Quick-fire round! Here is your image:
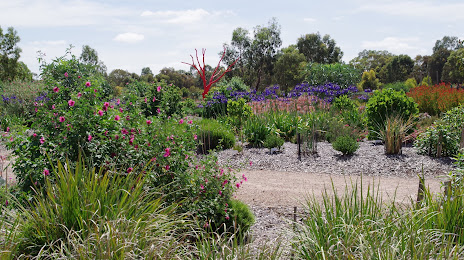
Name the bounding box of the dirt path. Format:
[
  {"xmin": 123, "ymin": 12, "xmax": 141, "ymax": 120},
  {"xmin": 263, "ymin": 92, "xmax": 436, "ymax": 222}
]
[{"xmin": 235, "ymin": 170, "xmax": 445, "ymax": 208}]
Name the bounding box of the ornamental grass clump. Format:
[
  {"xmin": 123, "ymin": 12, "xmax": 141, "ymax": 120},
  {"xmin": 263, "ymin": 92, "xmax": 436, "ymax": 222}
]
[
  {"xmin": 263, "ymin": 134, "xmax": 284, "ymax": 153},
  {"xmin": 378, "ymin": 115, "xmax": 416, "ymax": 155},
  {"xmin": 332, "ymin": 135, "xmax": 359, "ymax": 155}
]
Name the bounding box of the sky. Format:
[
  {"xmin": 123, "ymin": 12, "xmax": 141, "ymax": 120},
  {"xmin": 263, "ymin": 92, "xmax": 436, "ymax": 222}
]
[{"xmin": 0, "ymin": 0, "xmax": 463, "ymax": 77}]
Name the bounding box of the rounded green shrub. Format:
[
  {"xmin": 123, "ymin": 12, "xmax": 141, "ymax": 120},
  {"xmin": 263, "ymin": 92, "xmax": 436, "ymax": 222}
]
[
  {"xmin": 366, "ymin": 88, "xmax": 418, "ymax": 139},
  {"xmin": 197, "ymin": 119, "xmax": 235, "ymax": 153},
  {"xmin": 415, "ymin": 105, "xmax": 464, "ymax": 157},
  {"xmin": 224, "ymin": 199, "xmax": 255, "ymax": 238},
  {"xmin": 243, "ymin": 115, "xmax": 270, "ymax": 147},
  {"xmin": 331, "ymin": 95, "xmax": 356, "ymax": 112},
  {"xmin": 332, "ymin": 135, "xmax": 359, "ymax": 155},
  {"xmin": 263, "ymin": 134, "xmax": 284, "ymax": 152}
]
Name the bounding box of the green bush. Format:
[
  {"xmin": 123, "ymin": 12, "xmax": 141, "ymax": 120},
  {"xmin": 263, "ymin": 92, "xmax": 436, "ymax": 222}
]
[
  {"xmin": 136, "ymin": 81, "xmax": 183, "ymax": 117},
  {"xmin": 227, "ymin": 98, "xmax": 252, "ymax": 132},
  {"xmin": 263, "ymin": 134, "xmax": 284, "ymax": 152},
  {"xmin": 332, "ymin": 135, "xmax": 359, "ymax": 155},
  {"xmin": 415, "ymin": 105, "xmax": 464, "ymax": 157},
  {"xmin": 269, "ymin": 112, "xmax": 298, "ymax": 141},
  {"xmin": 301, "ymin": 63, "xmax": 361, "ymax": 88},
  {"xmin": 331, "ymin": 95, "xmax": 356, "ymax": 112},
  {"xmin": 243, "ymin": 115, "xmax": 270, "ymax": 147},
  {"xmin": 224, "ymin": 199, "xmax": 255, "ymax": 238},
  {"xmin": 197, "ymin": 119, "xmax": 235, "ymax": 153},
  {"xmin": 382, "ymin": 82, "xmax": 411, "ymax": 93},
  {"xmin": 366, "ymin": 88, "xmax": 418, "ymax": 139},
  {"xmin": 358, "ymin": 69, "xmax": 381, "ymax": 91}
]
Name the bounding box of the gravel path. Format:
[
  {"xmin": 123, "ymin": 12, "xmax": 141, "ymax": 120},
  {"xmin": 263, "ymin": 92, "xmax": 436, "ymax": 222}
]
[{"xmin": 217, "ymin": 141, "xmax": 457, "ymax": 255}]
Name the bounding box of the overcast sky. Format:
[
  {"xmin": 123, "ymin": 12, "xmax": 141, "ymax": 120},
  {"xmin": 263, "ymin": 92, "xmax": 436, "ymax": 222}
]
[{"xmin": 1, "ymin": 0, "xmax": 462, "ymax": 77}]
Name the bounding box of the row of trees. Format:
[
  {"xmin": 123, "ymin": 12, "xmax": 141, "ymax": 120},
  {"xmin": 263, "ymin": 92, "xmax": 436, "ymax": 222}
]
[{"xmin": 1, "ymin": 23, "xmax": 463, "ymax": 95}]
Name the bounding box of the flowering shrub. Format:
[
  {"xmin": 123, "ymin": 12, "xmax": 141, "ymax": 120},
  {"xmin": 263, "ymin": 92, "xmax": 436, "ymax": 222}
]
[
  {"xmin": 7, "ymin": 73, "xmax": 244, "ymax": 231},
  {"xmin": 332, "ymin": 135, "xmax": 359, "ymax": 156},
  {"xmin": 407, "ymin": 83, "xmax": 464, "ymax": 116},
  {"xmin": 130, "ymin": 80, "xmax": 183, "ymax": 117}
]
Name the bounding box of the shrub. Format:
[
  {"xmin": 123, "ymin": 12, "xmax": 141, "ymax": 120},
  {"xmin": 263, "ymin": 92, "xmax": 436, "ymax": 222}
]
[
  {"xmin": 301, "ymin": 63, "xmax": 361, "ymax": 88},
  {"xmin": 415, "ymin": 105, "xmax": 464, "ymax": 157},
  {"xmin": 263, "ymin": 134, "xmax": 284, "ymax": 153},
  {"xmin": 332, "ymin": 135, "xmax": 359, "ymax": 155},
  {"xmin": 197, "ymin": 119, "xmax": 235, "ymax": 153},
  {"xmin": 227, "ymin": 98, "xmax": 253, "ymax": 132},
  {"xmin": 0, "ymin": 80, "xmax": 47, "ymax": 120},
  {"xmin": 243, "ymin": 115, "xmax": 270, "ymax": 147},
  {"xmin": 331, "ymin": 95, "xmax": 356, "ymax": 112},
  {"xmin": 407, "ymin": 83, "xmax": 464, "ymax": 116},
  {"xmin": 378, "ymin": 115, "xmax": 415, "ymax": 155},
  {"xmin": 366, "ymin": 88, "xmax": 418, "ymax": 139},
  {"xmin": 268, "ymin": 112, "xmax": 298, "ymax": 141},
  {"xmin": 358, "ymin": 69, "xmax": 381, "ymax": 91},
  {"xmin": 137, "ymin": 81, "xmax": 183, "ymax": 117},
  {"xmin": 224, "ymin": 199, "xmax": 255, "ymax": 238},
  {"xmin": 383, "ymin": 81, "xmax": 410, "ymax": 93},
  {"xmin": 405, "ymin": 77, "xmax": 417, "ymax": 89}
]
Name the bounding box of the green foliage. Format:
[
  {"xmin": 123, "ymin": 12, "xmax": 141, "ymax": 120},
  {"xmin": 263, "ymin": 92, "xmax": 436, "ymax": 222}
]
[
  {"xmin": 202, "ymin": 77, "xmax": 250, "ymax": 118},
  {"xmin": 263, "ymin": 134, "xmax": 284, "ymax": 152},
  {"xmin": 244, "ymin": 115, "xmax": 270, "ymax": 147},
  {"xmin": 358, "ymin": 69, "xmax": 382, "ymax": 90},
  {"xmin": 135, "ymin": 81, "xmax": 183, "ymax": 117},
  {"xmin": 331, "ymin": 95, "xmax": 356, "ymax": 112},
  {"xmin": 331, "ymin": 135, "xmax": 359, "ymax": 155},
  {"xmin": 383, "ymin": 81, "xmax": 411, "ymax": 93},
  {"xmin": 297, "ymin": 32, "xmax": 343, "ymax": 64},
  {"xmin": 379, "ymin": 115, "xmax": 415, "ymax": 155},
  {"xmin": 222, "ymin": 18, "xmax": 282, "ymax": 90},
  {"xmin": 0, "ymin": 26, "xmax": 26, "ymax": 81},
  {"xmin": 442, "ymin": 48, "xmax": 464, "ymax": 83},
  {"xmin": 420, "ymin": 75, "xmax": 433, "ymax": 86},
  {"xmin": 227, "ymin": 98, "xmax": 253, "ymax": 131},
  {"xmin": 405, "ymin": 77, "xmax": 418, "ymax": 89},
  {"xmin": 13, "ymin": 157, "xmax": 186, "ymax": 257},
  {"xmin": 180, "ymin": 98, "xmax": 198, "ymax": 115},
  {"xmin": 415, "ymin": 105, "xmax": 464, "ymax": 157},
  {"xmin": 379, "ymin": 54, "xmax": 414, "ymax": 84},
  {"xmin": 301, "ymin": 63, "xmax": 361, "ymax": 88},
  {"xmin": 293, "ymin": 180, "xmax": 464, "ymax": 259},
  {"xmin": 366, "ymin": 88, "xmax": 418, "ymax": 139},
  {"xmin": 197, "ymin": 119, "xmax": 235, "ymax": 153},
  {"xmin": 224, "ymin": 199, "xmax": 255, "ymax": 238},
  {"xmin": 273, "ymin": 45, "xmax": 306, "ymax": 92},
  {"xmin": 0, "ymin": 80, "xmax": 47, "ymax": 119},
  {"xmin": 349, "ymin": 49, "xmax": 394, "ymax": 74}
]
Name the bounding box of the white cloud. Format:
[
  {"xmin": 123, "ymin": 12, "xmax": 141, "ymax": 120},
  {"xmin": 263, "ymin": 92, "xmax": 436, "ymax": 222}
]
[
  {"xmin": 358, "ymin": 1, "xmax": 464, "ymax": 22},
  {"xmin": 140, "ymin": 9, "xmax": 211, "ymax": 24},
  {"xmin": 303, "ymin": 17, "xmax": 316, "ymax": 23},
  {"xmin": 113, "ymin": 33, "xmax": 145, "ymax": 43},
  {"xmin": 0, "ymin": 0, "xmax": 132, "ymax": 27},
  {"xmin": 362, "ymin": 37, "xmax": 422, "ymax": 53}
]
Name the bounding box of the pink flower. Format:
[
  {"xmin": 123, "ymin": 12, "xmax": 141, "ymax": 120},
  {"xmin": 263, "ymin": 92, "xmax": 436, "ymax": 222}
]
[
  {"xmin": 115, "ymin": 115, "xmax": 120, "ymax": 121},
  {"xmin": 157, "ymin": 108, "xmax": 161, "ymax": 114},
  {"xmin": 53, "ymin": 87, "xmax": 59, "ymax": 93},
  {"xmin": 68, "ymin": 99, "xmax": 75, "ymax": 107},
  {"xmin": 121, "ymin": 128, "xmax": 128, "ymax": 135},
  {"xmin": 242, "ymin": 174, "xmax": 248, "ymax": 181},
  {"xmin": 115, "ymin": 135, "xmax": 119, "ymax": 140},
  {"xmin": 126, "ymin": 116, "xmax": 130, "ymax": 121},
  {"xmin": 104, "ymin": 102, "xmax": 110, "ymax": 108},
  {"xmin": 6, "ymin": 127, "xmax": 10, "ymax": 132},
  {"xmin": 152, "ymin": 96, "xmax": 156, "ymax": 102},
  {"xmin": 59, "ymin": 116, "xmax": 65, "ymax": 123},
  {"xmin": 33, "ymin": 133, "xmax": 37, "ymax": 137},
  {"xmin": 249, "ymin": 161, "xmax": 253, "ymax": 166},
  {"xmin": 40, "ymin": 137, "xmax": 45, "ymax": 144},
  {"xmin": 225, "ymin": 216, "xmax": 230, "ymax": 220},
  {"xmin": 77, "ymin": 92, "xmax": 82, "ymax": 98},
  {"xmin": 194, "ymin": 134, "xmax": 197, "ymax": 140},
  {"xmin": 43, "ymin": 169, "xmax": 50, "ymax": 176},
  {"xmin": 164, "ymin": 148, "xmax": 171, "ymax": 157},
  {"xmin": 119, "ymin": 108, "xmax": 123, "ymax": 113},
  {"xmin": 188, "ymin": 120, "xmax": 193, "ymax": 124},
  {"xmin": 219, "ymin": 190, "xmax": 222, "ymax": 196},
  {"xmin": 64, "ymin": 72, "xmax": 68, "ymax": 77},
  {"xmin": 78, "ymin": 75, "xmax": 81, "ymax": 79},
  {"xmin": 88, "ymin": 134, "xmax": 92, "ymax": 142},
  {"xmin": 144, "ymin": 97, "xmax": 147, "ymax": 103},
  {"xmin": 85, "ymin": 81, "xmax": 91, "ymax": 87},
  {"xmin": 200, "ymin": 184, "xmax": 204, "ymax": 190},
  {"xmin": 94, "ymin": 89, "xmax": 97, "ymax": 93},
  {"xmin": 236, "ymin": 183, "xmax": 240, "ymax": 188},
  {"xmin": 146, "ymin": 120, "xmax": 152, "ymax": 125},
  {"xmin": 127, "ymin": 167, "xmax": 133, "ymax": 173},
  {"xmin": 52, "ymin": 104, "xmax": 56, "ymax": 110},
  {"xmin": 157, "ymin": 86, "xmax": 161, "ymax": 92},
  {"xmin": 165, "ymin": 165, "xmax": 170, "ymax": 170},
  {"xmin": 179, "ymin": 119, "xmax": 184, "ymax": 124}
]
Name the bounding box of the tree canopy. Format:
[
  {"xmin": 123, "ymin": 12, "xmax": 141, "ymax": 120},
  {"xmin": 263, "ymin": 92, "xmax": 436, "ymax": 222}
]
[
  {"xmin": 0, "ymin": 26, "xmax": 32, "ymax": 81},
  {"xmin": 297, "ymin": 32, "xmax": 343, "ymax": 64}
]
